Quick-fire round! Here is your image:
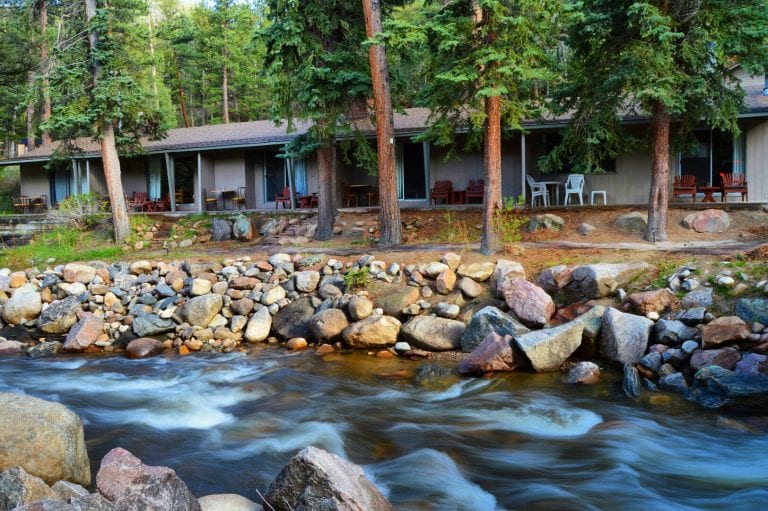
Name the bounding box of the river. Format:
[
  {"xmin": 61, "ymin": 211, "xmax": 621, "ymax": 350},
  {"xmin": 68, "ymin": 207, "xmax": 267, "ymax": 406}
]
[{"xmin": 2, "ymin": 348, "xmax": 768, "ymax": 510}]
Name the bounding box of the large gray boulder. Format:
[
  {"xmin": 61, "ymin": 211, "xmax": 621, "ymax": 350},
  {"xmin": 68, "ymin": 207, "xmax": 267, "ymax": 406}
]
[
  {"xmin": 265, "ymin": 446, "xmax": 394, "ymax": 511},
  {"xmin": 735, "ymin": 298, "xmax": 768, "ymax": 325},
  {"xmin": 294, "ymin": 271, "xmax": 321, "ymax": 293},
  {"xmin": 654, "ymin": 319, "xmax": 698, "ymax": 345},
  {"xmin": 401, "ymin": 316, "xmax": 466, "ymax": 351},
  {"xmin": 683, "ymin": 209, "xmax": 730, "ymax": 233},
  {"xmin": 537, "ymin": 262, "xmax": 653, "ymax": 300},
  {"xmin": 372, "ymin": 283, "xmax": 419, "ymax": 318},
  {"xmin": 244, "ymin": 306, "xmax": 271, "ymax": 343},
  {"xmin": 0, "ymin": 466, "xmax": 60, "ymax": 511},
  {"xmin": 686, "ymin": 366, "xmax": 768, "ymax": 411},
  {"xmin": 615, "ymin": 212, "xmax": 647, "ymax": 232},
  {"xmin": 460, "ymin": 306, "xmax": 529, "ymax": 352},
  {"xmin": 38, "ymin": 297, "xmax": 82, "ymax": 334},
  {"xmin": 342, "ymin": 315, "xmax": 401, "ymax": 349},
  {"xmin": 489, "ymin": 260, "xmax": 526, "ymax": 296},
  {"xmin": 599, "ymin": 307, "xmax": 653, "ymax": 364},
  {"xmin": 232, "ymin": 215, "xmax": 255, "ymax": 241},
  {"xmin": 96, "ymin": 448, "xmax": 201, "ymax": 511},
  {"xmin": 62, "ymin": 263, "xmax": 96, "ymax": 284},
  {"xmin": 179, "ymin": 294, "xmax": 223, "ymax": 328},
  {"xmin": 513, "ymin": 319, "xmax": 584, "ymax": 372},
  {"xmin": 456, "ymin": 262, "xmax": 495, "ymax": 282},
  {"xmin": 458, "ymin": 333, "xmax": 523, "ymax": 374},
  {"xmin": 0, "ymin": 393, "xmax": 90, "ymax": 486},
  {"xmin": 310, "ymin": 309, "xmax": 349, "ymax": 344},
  {"xmin": 272, "ymin": 297, "xmax": 315, "ymax": 340},
  {"xmin": 2, "ymin": 291, "xmax": 43, "ymax": 325}
]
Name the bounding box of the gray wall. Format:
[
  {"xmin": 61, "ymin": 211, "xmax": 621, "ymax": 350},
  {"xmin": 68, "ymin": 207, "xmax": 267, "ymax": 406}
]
[
  {"xmin": 20, "ymin": 164, "xmax": 49, "ymax": 198},
  {"xmin": 747, "ymin": 120, "xmax": 768, "ymax": 202}
]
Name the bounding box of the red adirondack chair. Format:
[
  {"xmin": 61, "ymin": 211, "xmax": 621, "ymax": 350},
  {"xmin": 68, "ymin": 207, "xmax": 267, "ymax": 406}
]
[
  {"xmin": 672, "ymin": 175, "xmax": 697, "ymax": 202},
  {"xmin": 464, "ymin": 179, "xmax": 484, "ymax": 203},
  {"xmin": 720, "ymin": 173, "xmax": 748, "ymax": 202},
  {"xmin": 430, "ymin": 180, "xmax": 453, "ymax": 205}
]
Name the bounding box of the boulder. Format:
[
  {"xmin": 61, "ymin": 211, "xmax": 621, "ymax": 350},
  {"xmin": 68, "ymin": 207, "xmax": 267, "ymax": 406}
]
[
  {"xmin": 681, "ymin": 287, "xmax": 713, "ymax": 308},
  {"xmin": 244, "ymin": 306, "xmax": 272, "ymax": 343},
  {"xmin": 272, "ymin": 297, "xmax": 315, "ymax": 340},
  {"xmin": 310, "ymin": 309, "xmax": 349, "ymax": 343},
  {"xmin": 401, "ymin": 316, "xmax": 466, "ymax": 351},
  {"xmin": 615, "ymin": 212, "xmax": 647, "ymax": 232},
  {"xmin": 62, "ymin": 263, "xmax": 96, "ymax": 284},
  {"xmin": 212, "ymin": 218, "xmax": 233, "ymax": 241},
  {"xmin": 2, "ymin": 291, "xmax": 42, "ymax": 325},
  {"xmin": 62, "ymin": 314, "xmax": 105, "ymax": 352},
  {"xmin": 0, "ymin": 467, "xmax": 60, "ymax": 510},
  {"xmin": 572, "ymin": 305, "xmax": 606, "ymax": 358},
  {"xmin": 0, "ymin": 340, "xmax": 23, "ymax": 356},
  {"xmin": 563, "ymin": 361, "xmax": 601, "ymax": 384},
  {"xmin": 568, "ymin": 262, "xmax": 652, "ymax": 300},
  {"xmin": 132, "ymin": 313, "xmax": 174, "ymax": 337},
  {"xmin": 422, "ymin": 261, "xmax": 449, "ymax": 278},
  {"xmin": 230, "ymin": 298, "xmax": 254, "ymax": 316},
  {"xmin": 527, "ymin": 213, "xmax": 564, "ymax": 232},
  {"xmin": 0, "ymin": 393, "xmax": 90, "ymax": 486},
  {"xmin": 502, "ymin": 278, "xmax": 555, "ymax": 327},
  {"xmin": 342, "ymin": 315, "xmax": 401, "ymax": 349},
  {"xmin": 659, "ymin": 372, "xmax": 689, "ymax": 393},
  {"xmin": 513, "ymin": 319, "xmax": 584, "ymax": 372},
  {"xmin": 198, "ymin": 494, "xmax": 262, "ymax": 511},
  {"xmin": 654, "ymin": 319, "xmax": 698, "ymax": 346},
  {"xmin": 683, "ymin": 209, "xmax": 730, "ymax": 233},
  {"xmin": 190, "ymin": 279, "xmax": 213, "ymax": 296},
  {"xmin": 460, "ymin": 306, "xmax": 529, "ymax": 352},
  {"xmin": 458, "ymin": 333, "xmax": 523, "ymax": 374},
  {"xmin": 624, "ymin": 289, "xmax": 679, "ymax": 315},
  {"xmin": 129, "ymin": 260, "xmax": 153, "ymax": 275},
  {"xmin": 577, "ymin": 223, "xmax": 596, "ymax": 236},
  {"xmin": 261, "ymin": 286, "xmax": 286, "ymax": 306},
  {"xmin": 735, "ymin": 298, "xmax": 768, "ymax": 326},
  {"xmin": 457, "ymin": 262, "xmax": 495, "ymax": 282},
  {"xmin": 622, "ymin": 364, "xmax": 642, "ymax": 398},
  {"xmin": 347, "ymin": 296, "xmax": 373, "ymax": 321},
  {"xmin": 435, "ymin": 302, "xmax": 460, "ymax": 319},
  {"xmin": 690, "ymin": 347, "xmax": 741, "ymax": 371},
  {"xmin": 260, "ymin": 218, "xmax": 287, "ymax": 237},
  {"xmin": 702, "ymin": 316, "xmax": 751, "ymax": 348},
  {"xmin": 686, "ymin": 366, "xmax": 768, "ymax": 411},
  {"xmin": 26, "ymin": 341, "xmax": 62, "ymax": 359},
  {"xmin": 490, "ymin": 260, "xmax": 526, "ymax": 296},
  {"xmin": 232, "ymin": 215, "xmax": 255, "ymax": 241},
  {"xmin": 435, "ymin": 270, "xmax": 456, "ymax": 294},
  {"xmin": 372, "ymin": 283, "xmax": 419, "ymax": 317},
  {"xmin": 179, "ymin": 294, "xmax": 223, "ymax": 328},
  {"xmin": 294, "ymin": 271, "xmax": 321, "ymax": 293},
  {"xmin": 265, "ymin": 446, "xmax": 393, "ymax": 511},
  {"xmin": 38, "ymin": 296, "xmax": 82, "ymax": 334},
  {"xmin": 96, "ymin": 448, "xmax": 200, "ymax": 511},
  {"xmin": 736, "ymin": 353, "xmax": 768, "ymax": 376},
  {"xmin": 599, "ymin": 307, "xmax": 653, "ymax": 364},
  {"xmin": 125, "ymin": 338, "xmax": 165, "ymax": 359},
  {"xmin": 457, "ymin": 277, "xmax": 483, "ymax": 298}
]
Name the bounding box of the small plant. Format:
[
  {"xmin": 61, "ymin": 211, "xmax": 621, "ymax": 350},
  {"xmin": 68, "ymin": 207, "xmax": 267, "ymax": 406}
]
[
  {"xmin": 48, "ymin": 193, "xmax": 107, "ymax": 230},
  {"xmin": 652, "ymin": 261, "xmax": 678, "ymax": 289},
  {"xmin": 493, "ymin": 195, "xmax": 528, "ymax": 245},
  {"xmin": 344, "ymin": 266, "xmax": 370, "ymax": 290}
]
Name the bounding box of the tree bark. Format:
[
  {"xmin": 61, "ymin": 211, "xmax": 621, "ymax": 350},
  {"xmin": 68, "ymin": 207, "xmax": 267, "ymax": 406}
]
[
  {"xmin": 222, "ymin": 63, "xmax": 229, "ymax": 124},
  {"xmin": 40, "ymin": 0, "xmax": 52, "ymax": 146},
  {"xmin": 645, "ymin": 100, "xmax": 670, "ymax": 242},
  {"xmin": 25, "ymin": 71, "xmax": 36, "ymax": 152},
  {"xmin": 481, "ymin": 94, "xmax": 502, "ymax": 255},
  {"xmin": 362, "ymin": 0, "xmax": 401, "ymax": 247},
  {"xmin": 86, "ymin": 0, "xmax": 130, "ymax": 242},
  {"xmin": 315, "ymin": 137, "xmax": 335, "ymax": 241},
  {"xmin": 173, "ymin": 51, "xmax": 190, "ymax": 128}
]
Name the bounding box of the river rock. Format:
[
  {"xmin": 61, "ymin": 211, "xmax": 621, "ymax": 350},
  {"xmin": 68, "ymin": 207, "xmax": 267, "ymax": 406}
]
[
  {"xmin": 244, "ymin": 306, "xmax": 272, "ymax": 343},
  {"xmin": 0, "ymin": 393, "xmax": 90, "ymax": 486},
  {"xmin": 62, "ymin": 314, "xmax": 105, "ymax": 352},
  {"xmin": 600, "ymin": 307, "xmax": 653, "ymax": 364},
  {"xmin": 622, "ymin": 364, "xmax": 642, "ymax": 398},
  {"xmin": 736, "ymin": 353, "xmax": 768, "ymax": 376},
  {"xmin": 422, "ymin": 261, "xmax": 449, "ymax": 278},
  {"xmin": 261, "ymin": 285, "xmax": 286, "ymax": 306},
  {"xmin": 624, "ymin": 289, "xmax": 679, "ymax": 315},
  {"xmin": 677, "ymin": 307, "xmax": 706, "ymax": 326},
  {"xmin": 265, "ymin": 446, "xmax": 393, "ymax": 511},
  {"xmin": 342, "ymin": 315, "xmax": 401, "ymax": 348},
  {"xmin": 180, "ymin": 294, "xmax": 223, "ymax": 328},
  {"xmin": 687, "ymin": 366, "xmax": 768, "ymax": 411},
  {"xmin": 132, "ymin": 313, "xmax": 174, "ymax": 337},
  {"xmin": 458, "ymin": 332, "xmax": 522, "ymax": 374},
  {"xmin": 502, "ymin": 278, "xmax": 555, "ymax": 327},
  {"xmin": 37, "ymin": 296, "xmax": 82, "ymax": 334},
  {"xmin": 457, "ymin": 277, "xmax": 483, "ymax": 298},
  {"xmin": 0, "ymin": 467, "xmax": 60, "ymax": 510},
  {"xmin": 457, "ymin": 262, "xmax": 495, "ymax": 282},
  {"xmin": 294, "ymin": 271, "xmax": 321, "ymax": 293},
  {"xmin": 190, "ymin": 279, "xmax": 212, "ymax": 296},
  {"xmin": 654, "ymin": 319, "xmax": 698, "ymax": 346},
  {"xmin": 563, "ymin": 361, "xmax": 601, "ymax": 384},
  {"xmin": 690, "ymin": 347, "xmax": 740, "ymax": 371},
  {"xmin": 232, "ymin": 215, "xmax": 254, "ymax": 241},
  {"xmin": 735, "ymin": 298, "xmax": 768, "ymax": 325},
  {"xmin": 129, "ymin": 260, "xmax": 152, "ymax": 275},
  {"xmin": 683, "ymin": 209, "xmax": 730, "ymax": 233},
  {"xmin": 230, "ymin": 298, "xmax": 254, "ymax": 316},
  {"xmin": 62, "ymin": 263, "xmax": 96, "ymax": 284},
  {"xmin": 272, "ymin": 297, "xmax": 315, "ymax": 340},
  {"xmin": 490, "ymin": 260, "xmax": 526, "ymax": 296},
  {"xmin": 125, "ymin": 338, "xmax": 165, "ymax": 359},
  {"xmin": 702, "ymin": 316, "xmax": 750, "ymax": 348},
  {"xmin": 659, "ymin": 372, "xmax": 689, "ymax": 393},
  {"xmin": 681, "ymin": 287, "xmax": 714, "ymax": 309},
  {"xmin": 0, "ymin": 340, "xmax": 23, "ymax": 355},
  {"xmin": 347, "ymin": 296, "xmax": 373, "ymax": 321},
  {"xmin": 198, "ymin": 494, "xmax": 262, "ymax": 511},
  {"xmin": 286, "ymin": 338, "xmax": 308, "ymax": 350},
  {"xmin": 96, "ymin": 447, "xmax": 200, "ymax": 511},
  {"xmin": 615, "ymin": 212, "xmax": 647, "ymax": 231},
  {"xmin": 260, "ymin": 218, "xmax": 287, "ymax": 237},
  {"xmin": 461, "ymin": 306, "xmax": 529, "ymax": 352},
  {"xmin": 373, "ymin": 283, "xmax": 419, "ymax": 317},
  {"xmin": 310, "ymin": 308, "xmax": 349, "ymax": 343},
  {"xmin": 435, "ymin": 270, "xmax": 456, "ymax": 294},
  {"xmin": 401, "ymin": 316, "xmax": 465, "ymax": 351},
  {"xmin": 26, "ymin": 341, "xmax": 62, "ymax": 358},
  {"xmin": 435, "ymin": 302, "xmax": 460, "ymax": 319},
  {"xmin": 513, "ymin": 319, "xmax": 584, "ymax": 372},
  {"xmin": 2, "ymin": 291, "xmax": 42, "ymax": 325}
]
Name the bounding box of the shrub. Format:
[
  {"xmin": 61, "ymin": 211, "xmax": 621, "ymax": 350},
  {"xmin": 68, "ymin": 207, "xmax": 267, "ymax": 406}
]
[
  {"xmin": 49, "ymin": 193, "xmax": 108, "ymax": 230},
  {"xmin": 493, "ymin": 196, "xmax": 528, "ymax": 245},
  {"xmin": 344, "ymin": 266, "xmax": 370, "ymax": 290}
]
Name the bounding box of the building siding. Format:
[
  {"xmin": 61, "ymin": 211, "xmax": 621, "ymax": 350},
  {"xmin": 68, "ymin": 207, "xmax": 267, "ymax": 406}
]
[
  {"xmin": 20, "ymin": 164, "xmax": 49, "ymax": 198},
  {"xmin": 747, "ymin": 120, "xmax": 768, "ymax": 202}
]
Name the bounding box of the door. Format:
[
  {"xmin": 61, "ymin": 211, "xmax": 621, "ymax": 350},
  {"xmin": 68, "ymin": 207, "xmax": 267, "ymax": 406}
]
[{"xmin": 396, "ymin": 142, "xmax": 427, "ymax": 200}]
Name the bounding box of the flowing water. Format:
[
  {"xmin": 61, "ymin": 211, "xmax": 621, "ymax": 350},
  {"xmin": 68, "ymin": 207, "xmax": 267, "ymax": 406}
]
[{"xmin": 2, "ymin": 348, "xmax": 768, "ymax": 510}]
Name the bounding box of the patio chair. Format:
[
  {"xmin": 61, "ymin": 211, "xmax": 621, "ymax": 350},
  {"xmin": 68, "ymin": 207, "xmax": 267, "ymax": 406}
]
[
  {"xmin": 31, "ymin": 195, "xmax": 48, "ymax": 213},
  {"xmin": 275, "ymin": 186, "xmax": 291, "ymax": 209},
  {"xmin": 672, "ymin": 175, "xmax": 697, "ymax": 202},
  {"xmin": 430, "ymin": 180, "xmax": 452, "ymax": 205},
  {"xmin": 202, "ymin": 189, "xmax": 218, "ymax": 211},
  {"xmin": 564, "ymin": 174, "xmax": 585, "ymax": 206},
  {"xmin": 525, "ymin": 175, "xmax": 549, "ymax": 207},
  {"xmin": 465, "ymin": 179, "xmax": 484, "ymax": 203},
  {"xmin": 12, "ymin": 196, "xmax": 30, "ymax": 214},
  {"xmin": 720, "ymin": 172, "xmax": 748, "ymax": 202},
  {"xmin": 231, "ymin": 187, "xmax": 247, "ymax": 210}
]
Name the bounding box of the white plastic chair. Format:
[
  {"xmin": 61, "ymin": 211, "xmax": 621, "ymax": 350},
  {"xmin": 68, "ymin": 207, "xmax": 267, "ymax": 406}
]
[
  {"xmin": 526, "ymin": 175, "xmax": 549, "ymax": 207},
  {"xmin": 564, "ymin": 174, "xmax": 584, "ymax": 206}
]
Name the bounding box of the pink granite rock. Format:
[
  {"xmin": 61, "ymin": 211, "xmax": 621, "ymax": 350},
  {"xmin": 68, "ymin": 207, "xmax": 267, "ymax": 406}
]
[
  {"xmin": 458, "ymin": 332, "xmax": 522, "ymax": 374},
  {"xmin": 502, "ymin": 277, "xmax": 555, "ymax": 327}
]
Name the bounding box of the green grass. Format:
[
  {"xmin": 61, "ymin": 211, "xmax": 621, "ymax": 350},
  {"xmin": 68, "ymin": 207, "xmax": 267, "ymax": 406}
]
[{"xmin": 0, "ymin": 228, "xmax": 123, "ymax": 270}]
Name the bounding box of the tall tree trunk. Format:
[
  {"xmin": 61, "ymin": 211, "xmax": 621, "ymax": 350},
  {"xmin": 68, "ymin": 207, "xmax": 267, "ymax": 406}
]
[
  {"xmin": 147, "ymin": 16, "xmax": 160, "ymax": 110},
  {"xmin": 222, "ymin": 63, "xmax": 229, "ymax": 124},
  {"xmin": 173, "ymin": 51, "xmax": 190, "ymax": 128},
  {"xmin": 40, "ymin": 0, "xmax": 52, "ymax": 146},
  {"xmin": 362, "ymin": 0, "xmax": 401, "ymax": 247},
  {"xmin": 645, "ymin": 100, "xmax": 670, "ymax": 242},
  {"xmin": 315, "ymin": 136, "xmax": 335, "ymax": 241},
  {"xmin": 25, "ymin": 71, "xmax": 36, "ymax": 152},
  {"xmin": 86, "ymin": 0, "xmax": 130, "ymax": 242},
  {"xmin": 482, "ymin": 94, "xmax": 502, "ymax": 255}
]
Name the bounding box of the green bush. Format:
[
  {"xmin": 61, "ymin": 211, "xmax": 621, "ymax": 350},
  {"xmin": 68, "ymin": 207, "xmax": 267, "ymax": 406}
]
[
  {"xmin": 344, "ymin": 266, "xmax": 370, "ymax": 290},
  {"xmin": 48, "ymin": 193, "xmax": 108, "ymax": 230},
  {"xmin": 493, "ymin": 195, "xmax": 528, "ymax": 245}
]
